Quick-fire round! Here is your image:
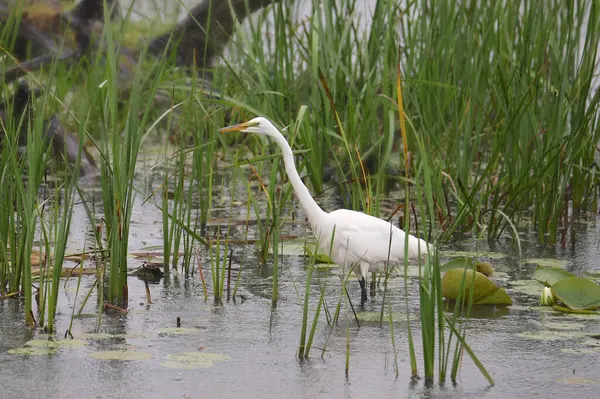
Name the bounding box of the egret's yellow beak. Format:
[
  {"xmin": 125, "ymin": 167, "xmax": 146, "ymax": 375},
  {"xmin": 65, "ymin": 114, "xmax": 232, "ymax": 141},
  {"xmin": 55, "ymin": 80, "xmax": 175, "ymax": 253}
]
[{"xmin": 218, "ymin": 121, "xmax": 256, "ymax": 133}]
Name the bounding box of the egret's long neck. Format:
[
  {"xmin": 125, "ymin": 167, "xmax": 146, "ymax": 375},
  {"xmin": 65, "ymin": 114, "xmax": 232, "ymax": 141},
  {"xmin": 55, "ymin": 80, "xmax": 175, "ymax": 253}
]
[{"xmin": 271, "ymin": 133, "xmax": 326, "ymax": 225}]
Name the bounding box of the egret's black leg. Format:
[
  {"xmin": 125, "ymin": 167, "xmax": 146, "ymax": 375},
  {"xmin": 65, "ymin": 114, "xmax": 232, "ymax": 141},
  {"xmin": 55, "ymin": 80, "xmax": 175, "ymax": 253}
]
[
  {"xmin": 370, "ymin": 277, "xmax": 376, "ymax": 298},
  {"xmin": 359, "ymin": 277, "xmax": 368, "ymax": 305}
]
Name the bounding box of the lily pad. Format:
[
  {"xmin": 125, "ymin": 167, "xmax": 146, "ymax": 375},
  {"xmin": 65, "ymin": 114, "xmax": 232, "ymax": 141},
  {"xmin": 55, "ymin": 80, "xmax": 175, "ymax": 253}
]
[
  {"xmin": 474, "ymin": 288, "xmax": 512, "ymax": 305},
  {"xmin": 156, "ymin": 327, "xmax": 202, "ymax": 335},
  {"xmin": 442, "ymin": 250, "xmax": 506, "ymax": 260},
  {"xmin": 533, "ymin": 267, "xmax": 574, "ymax": 287},
  {"xmin": 543, "ymin": 322, "xmax": 586, "ymax": 330},
  {"xmin": 160, "ymin": 352, "xmax": 229, "ymax": 369},
  {"xmin": 7, "ymin": 347, "xmax": 57, "ymax": 355},
  {"xmin": 25, "ymin": 339, "xmax": 88, "ymax": 348},
  {"xmin": 561, "ymin": 377, "xmax": 600, "ymax": 385},
  {"xmin": 439, "ymin": 258, "xmax": 494, "ymax": 276},
  {"xmin": 89, "ymin": 350, "xmax": 153, "ymax": 361},
  {"xmin": 356, "ymin": 312, "xmax": 413, "ymax": 323},
  {"xmin": 442, "ymin": 269, "xmax": 511, "ymax": 305},
  {"xmin": 516, "ymin": 330, "xmax": 589, "ymax": 341},
  {"xmin": 510, "ymin": 280, "xmax": 545, "ymax": 296},
  {"xmin": 560, "ymin": 347, "xmax": 600, "ymax": 355},
  {"xmin": 522, "ymin": 258, "xmax": 568, "ymax": 268},
  {"xmin": 440, "ymin": 258, "xmax": 476, "ymax": 274},
  {"xmin": 304, "ymin": 245, "xmax": 335, "ymax": 264},
  {"xmin": 552, "ymin": 277, "xmax": 600, "ymax": 310}
]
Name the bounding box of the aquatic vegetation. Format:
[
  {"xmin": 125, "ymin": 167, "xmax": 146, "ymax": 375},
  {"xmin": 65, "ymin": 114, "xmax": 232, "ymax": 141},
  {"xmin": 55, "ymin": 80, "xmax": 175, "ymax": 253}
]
[
  {"xmin": 441, "ymin": 268, "xmax": 512, "ymax": 306},
  {"xmin": 534, "ymin": 267, "xmax": 600, "ymax": 312},
  {"xmin": 160, "ymin": 352, "xmax": 229, "ymax": 370}
]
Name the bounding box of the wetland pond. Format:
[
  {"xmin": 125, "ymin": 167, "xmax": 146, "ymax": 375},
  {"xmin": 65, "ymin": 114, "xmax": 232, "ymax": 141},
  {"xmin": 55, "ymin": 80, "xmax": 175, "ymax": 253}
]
[{"xmin": 1, "ymin": 153, "xmax": 600, "ymax": 399}]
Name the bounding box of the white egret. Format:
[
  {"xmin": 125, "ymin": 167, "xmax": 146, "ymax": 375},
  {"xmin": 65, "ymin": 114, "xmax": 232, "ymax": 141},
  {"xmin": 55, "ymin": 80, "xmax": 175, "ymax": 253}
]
[{"xmin": 219, "ymin": 117, "xmax": 431, "ymax": 305}]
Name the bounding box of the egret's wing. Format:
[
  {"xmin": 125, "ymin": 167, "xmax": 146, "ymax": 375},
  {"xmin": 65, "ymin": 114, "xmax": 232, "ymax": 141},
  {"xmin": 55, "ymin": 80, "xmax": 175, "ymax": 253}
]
[{"xmin": 328, "ymin": 209, "xmax": 422, "ymax": 264}]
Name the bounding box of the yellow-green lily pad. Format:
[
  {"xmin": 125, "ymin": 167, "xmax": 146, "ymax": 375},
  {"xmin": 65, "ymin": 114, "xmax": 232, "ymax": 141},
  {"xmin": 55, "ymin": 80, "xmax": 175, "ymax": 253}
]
[
  {"xmin": 89, "ymin": 350, "xmax": 153, "ymax": 361},
  {"xmin": 509, "ymin": 280, "xmax": 545, "ymax": 296},
  {"xmin": 516, "ymin": 330, "xmax": 588, "ymax": 341},
  {"xmin": 560, "ymin": 347, "xmax": 600, "ymax": 355},
  {"xmin": 304, "ymin": 245, "xmax": 334, "ymax": 264},
  {"xmin": 533, "ymin": 266, "xmax": 574, "ymax": 287},
  {"xmin": 543, "ymin": 322, "xmax": 586, "ymax": 330},
  {"xmin": 552, "ymin": 277, "xmax": 600, "ymax": 310},
  {"xmin": 561, "ymin": 377, "xmax": 600, "ymax": 385},
  {"xmin": 356, "ymin": 312, "xmax": 413, "ymax": 323},
  {"xmin": 156, "ymin": 327, "xmax": 202, "ymax": 335},
  {"xmin": 522, "ymin": 258, "xmax": 568, "ymax": 268},
  {"xmin": 25, "ymin": 339, "xmax": 88, "ymax": 348},
  {"xmin": 160, "ymin": 352, "xmax": 229, "ymax": 369},
  {"xmin": 441, "ymin": 250, "xmax": 507, "ymax": 260},
  {"xmin": 442, "ymin": 269, "xmax": 511, "ymax": 305},
  {"xmin": 474, "ymin": 287, "xmax": 512, "ymax": 305},
  {"xmin": 7, "ymin": 347, "xmax": 57, "ymax": 355}
]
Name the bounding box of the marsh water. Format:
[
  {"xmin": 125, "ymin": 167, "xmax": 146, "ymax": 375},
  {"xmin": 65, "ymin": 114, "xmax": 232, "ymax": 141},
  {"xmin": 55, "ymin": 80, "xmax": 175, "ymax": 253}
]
[{"xmin": 1, "ymin": 149, "xmax": 600, "ymax": 399}]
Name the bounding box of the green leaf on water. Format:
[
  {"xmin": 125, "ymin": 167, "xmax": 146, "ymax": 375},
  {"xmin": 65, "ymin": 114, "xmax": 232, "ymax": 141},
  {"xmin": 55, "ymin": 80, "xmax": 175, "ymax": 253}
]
[
  {"xmin": 25, "ymin": 339, "xmax": 88, "ymax": 348},
  {"xmin": 356, "ymin": 312, "xmax": 414, "ymax": 323},
  {"xmin": 474, "ymin": 288, "xmax": 512, "ymax": 305},
  {"xmin": 522, "ymin": 258, "xmax": 569, "ymax": 268},
  {"xmin": 560, "ymin": 347, "xmax": 600, "ymax": 355},
  {"xmin": 156, "ymin": 327, "xmax": 202, "ymax": 335},
  {"xmin": 160, "ymin": 352, "xmax": 229, "ymax": 369},
  {"xmin": 442, "ymin": 269, "xmax": 512, "ymax": 305},
  {"xmin": 7, "ymin": 347, "xmax": 57, "ymax": 355},
  {"xmin": 543, "ymin": 321, "xmax": 586, "ymax": 330},
  {"xmin": 533, "ymin": 266, "xmax": 574, "ymax": 287},
  {"xmin": 516, "ymin": 330, "xmax": 589, "ymax": 341},
  {"xmin": 440, "ymin": 258, "xmax": 495, "ymax": 276},
  {"xmin": 439, "ymin": 258, "xmax": 476, "ymax": 273},
  {"xmin": 552, "ymin": 277, "xmax": 600, "ymax": 310},
  {"xmin": 304, "ymin": 244, "xmax": 334, "ymax": 264},
  {"xmin": 441, "ymin": 250, "xmax": 506, "ymax": 260},
  {"xmin": 89, "ymin": 350, "xmax": 153, "ymax": 361}
]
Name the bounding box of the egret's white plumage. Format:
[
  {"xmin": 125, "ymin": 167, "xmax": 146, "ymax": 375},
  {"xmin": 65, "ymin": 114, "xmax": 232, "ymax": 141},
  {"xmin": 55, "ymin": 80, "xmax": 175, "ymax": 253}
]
[{"xmin": 219, "ymin": 117, "xmax": 431, "ymax": 304}]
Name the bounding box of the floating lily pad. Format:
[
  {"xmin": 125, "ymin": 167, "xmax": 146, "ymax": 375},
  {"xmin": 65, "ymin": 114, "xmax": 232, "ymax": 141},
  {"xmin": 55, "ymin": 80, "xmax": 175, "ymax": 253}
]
[
  {"xmin": 552, "ymin": 277, "xmax": 600, "ymax": 310},
  {"xmin": 516, "ymin": 330, "xmax": 588, "ymax": 341},
  {"xmin": 25, "ymin": 339, "xmax": 88, "ymax": 348},
  {"xmin": 533, "ymin": 267, "xmax": 574, "ymax": 287},
  {"xmin": 441, "ymin": 250, "xmax": 507, "ymax": 260},
  {"xmin": 442, "ymin": 269, "xmax": 512, "ymax": 305},
  {"xmin": 439, "ymin": 258, "xmax": 495, "ymax": 276},
  {"xmin": 522, "ymin": 258, "xmax": 568, "ymax": 268},
  {"xmin": 160, "ymin": 352, "xmax": 229, "ymax": 369},
  {"xmin": 440, "ymin": 258, "xmax": 476, "ymax": 273},
  {"xmin": 560, "ymin": 347, "xmax": 600, "ymax": 355},
  {"xmin": 313, "ymin": 262, "xmax": 340, "ymax": 270},
  {"xmin": 304, "ymin": 245, "xmax": 335, "ymax": 264},
  {"xmin": 543, "ymin": 322, "xmax": 586, "ymax": 330},
  {"xmin": 89, "ymin": 350, "xmax": 153, "ymax": 361},
  {"xmin": 356, "ymin": 312, "xmax": 412, "ymax": 323},
  {"xmin": 7, "ymin": 347, "xmax": 57, "ymax": 355},
  {"xmin": 272, "ymin": 240, "xmax": 309, "ymax": 256},
  {"xmin": 156, "ymin": 327, "xmax": 202, "ymax": 335},
  {"xmin": 561, "ymin": 377, "xmax": 600, "ymax": 385},
  {"xmin": 510, "ymin": 280, "xmax": 545, "ymax": 296},
  {"xmin": 474, "ymin": 288, "xmax": 512, "ymax": 305}
]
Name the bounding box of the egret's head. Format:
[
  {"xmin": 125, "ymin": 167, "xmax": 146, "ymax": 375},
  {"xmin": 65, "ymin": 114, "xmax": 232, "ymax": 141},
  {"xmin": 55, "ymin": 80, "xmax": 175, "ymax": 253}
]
[{"xmin": 218, "ymin": 117, "xmax": 278, "ymax": 137}]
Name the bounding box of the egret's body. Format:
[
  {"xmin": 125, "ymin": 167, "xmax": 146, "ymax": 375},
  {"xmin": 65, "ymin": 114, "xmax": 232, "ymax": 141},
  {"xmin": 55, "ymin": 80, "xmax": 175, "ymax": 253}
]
[{"xmin": 219, "ymin": 117, "xmax": 431, "ymax": 304}]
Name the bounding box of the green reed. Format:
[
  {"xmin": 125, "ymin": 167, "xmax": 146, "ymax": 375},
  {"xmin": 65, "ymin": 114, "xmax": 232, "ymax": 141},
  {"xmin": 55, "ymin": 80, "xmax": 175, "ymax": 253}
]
[{"xmin": 94, "ymin": 12, "xmax": 169, "ymax": 306}]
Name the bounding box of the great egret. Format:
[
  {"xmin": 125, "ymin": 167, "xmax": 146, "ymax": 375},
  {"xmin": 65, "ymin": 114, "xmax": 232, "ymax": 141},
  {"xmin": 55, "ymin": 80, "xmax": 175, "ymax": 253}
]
[{"xmin": 219, "ymin": 117, "xmax": 431, "ymax": 305}]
